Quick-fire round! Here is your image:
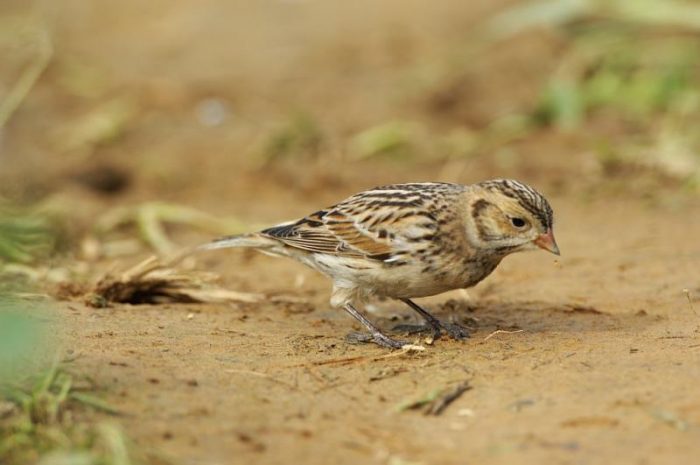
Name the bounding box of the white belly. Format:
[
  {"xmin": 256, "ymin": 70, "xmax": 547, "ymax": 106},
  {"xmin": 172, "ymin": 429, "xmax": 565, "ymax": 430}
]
[{"xmin": 309, "ymin": 252, "xmax": 501, "ymax": 301}]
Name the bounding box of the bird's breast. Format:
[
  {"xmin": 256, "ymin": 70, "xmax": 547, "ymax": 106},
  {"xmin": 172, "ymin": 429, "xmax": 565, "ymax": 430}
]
[{"xmin": 363, "ymin": 253, "xmax": 503, "ymax": 300}]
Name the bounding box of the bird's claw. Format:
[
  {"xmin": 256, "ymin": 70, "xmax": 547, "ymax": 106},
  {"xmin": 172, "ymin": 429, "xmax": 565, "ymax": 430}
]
[
  {"xmin": 440, "ymin": 322, "xmax": 470, "ymax": 340},
  {"xmin": 392, "ymin": 323, "xmax": 441, "ymax": 340},
  {"xmin": 393, "ymin": 321, "xmax": 469, "ymax": 341},
  {"xmin": 345, "ymin": 331, "xmax": 407, "ymax": 349}
]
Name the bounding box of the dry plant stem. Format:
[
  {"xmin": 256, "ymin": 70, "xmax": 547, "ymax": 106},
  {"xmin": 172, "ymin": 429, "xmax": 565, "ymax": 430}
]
[
  {"xmin": 0, "ymin": 29, "xmax": 52, "ymax": 128},
  {"xmin": 281, "ymin": 345, "xmax": 426, "ymax": 369},
  {"xmin": 319, "ymin": 345, "xmax": 425, "ymax": 365},
  {"xmin": 426, "ymin": 381, "xmax": 472, "ymax": 416},
  {"xmin": 136, "ymin": 207, "xmax": 174, "ymax": 254},
  {"xmin": 96, "ymin": 202, "xmax": 260, "ymax": 254},
  {"xmin": 483, "ymin": 329, "xmax": 524, "ymax": 341},
  {"xmin": 90, "ymin": 255, "xmax": 264, "ymax": 305}
]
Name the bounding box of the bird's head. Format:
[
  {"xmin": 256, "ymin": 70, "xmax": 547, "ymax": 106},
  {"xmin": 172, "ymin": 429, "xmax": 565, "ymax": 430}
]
[{"xmin": 464, "ymin": 179, "xmax": 559, "ymax": 256}]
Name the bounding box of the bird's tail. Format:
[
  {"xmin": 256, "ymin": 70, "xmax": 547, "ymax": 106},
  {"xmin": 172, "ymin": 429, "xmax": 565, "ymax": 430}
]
[{"xmin": 198, "ymin": 233, "xmax": 277, "ymax": 251}]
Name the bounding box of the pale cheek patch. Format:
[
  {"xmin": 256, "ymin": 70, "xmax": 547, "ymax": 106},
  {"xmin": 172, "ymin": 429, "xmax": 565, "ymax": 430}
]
[{"xmin": 476, "ymin": 216, "xmax": 506, "ymax": 241}]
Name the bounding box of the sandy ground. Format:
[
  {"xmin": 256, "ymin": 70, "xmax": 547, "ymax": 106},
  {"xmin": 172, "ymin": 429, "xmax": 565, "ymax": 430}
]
[
  {"xmin": 57, "ymin": 196, "xmax": 700, "ymax": 465},
  {"xmin": 4, "ymin": 1, "xmax": 700, "ymax": 464}
]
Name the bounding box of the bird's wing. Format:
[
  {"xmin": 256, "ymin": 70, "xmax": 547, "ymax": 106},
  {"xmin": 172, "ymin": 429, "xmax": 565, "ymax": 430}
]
[
  {"xmin": 259, "ymin": 209, "xmax": 355, "ymax": 256},
  {"xmin": 260, "ymin": 184, "xmax": 450, "ymax": 261}
]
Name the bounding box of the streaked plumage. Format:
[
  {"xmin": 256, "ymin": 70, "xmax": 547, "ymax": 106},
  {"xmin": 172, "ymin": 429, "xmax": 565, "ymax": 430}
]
[{"xmin": 201, "ymin": 179, "xmax": 559, "ymax": 349}]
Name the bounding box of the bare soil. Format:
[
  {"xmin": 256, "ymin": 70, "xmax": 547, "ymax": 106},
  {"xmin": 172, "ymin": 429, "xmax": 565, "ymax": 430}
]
[
  {"xmin": 4, "ymin": 1, "xmax": 700, "ymax": 464},
  {"xmin": 57, "ymin": 196, "xmax": 700, "ymax": 465}
]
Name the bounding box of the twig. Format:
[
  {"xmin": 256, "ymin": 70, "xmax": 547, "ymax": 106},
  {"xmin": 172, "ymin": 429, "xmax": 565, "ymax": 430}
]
[
  {"xmin": 398, "ymin": 380, "xmax": 473, "ymax": 415},
  {"xmin": 483, "ymin": 329, "xmax": 524, "ymax": 341},
  {"xmin": 425, "ymin": 380, "xmax": 472, "ymax": 416},
  {"xmin": 286, "ymin": 344, "xmax": 427, "ymax": 368},
  {"xmin": 384, "ymin": 344, "xmax": 426, "ymax": 356},
  {"xmin": 309, "ymin": 355, "xmax": 369, "ymax": 367}
]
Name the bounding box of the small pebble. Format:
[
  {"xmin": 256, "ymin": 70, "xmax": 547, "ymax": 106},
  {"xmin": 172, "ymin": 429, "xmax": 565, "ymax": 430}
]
[{"xmin": 457, "ymin": 408, "xmax": 475, "ymax": 417}]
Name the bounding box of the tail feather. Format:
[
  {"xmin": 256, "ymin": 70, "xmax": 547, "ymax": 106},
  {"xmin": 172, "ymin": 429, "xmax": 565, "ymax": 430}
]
[{"xmin": 198, "ymin": 233, "xmax": 276, "ymax": 251}]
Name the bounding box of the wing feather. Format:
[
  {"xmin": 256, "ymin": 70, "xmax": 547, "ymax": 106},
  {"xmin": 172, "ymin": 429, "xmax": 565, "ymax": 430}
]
[{"xmin": 259, "ymin": 183, "xmax": 460, "ymax": 261}]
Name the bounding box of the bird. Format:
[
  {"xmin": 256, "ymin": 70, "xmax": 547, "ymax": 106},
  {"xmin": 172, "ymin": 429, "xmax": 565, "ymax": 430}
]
[{"xmin": 200, "ymin": 179, "xmax": 559, "ymax": 349}]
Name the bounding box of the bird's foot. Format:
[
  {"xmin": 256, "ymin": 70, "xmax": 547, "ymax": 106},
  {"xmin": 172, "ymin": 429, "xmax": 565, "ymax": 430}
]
[
  {"xmin": 392, "ymin": 323, "xmax": 441, "ymax": 340},
  {"xmin": 399, "ymin": 299, "xmax": 469, "ymax": 341},
  {"xmin": 439, "ymin": 321, "xmax": 470, "ymax": 340},
  {"xmin": 345, "ymin": 331, "xmax": 407, "ymax": 349},
  {"xmin": 393, "ymin": 321, "xmax": 469, "ymax": 341}
]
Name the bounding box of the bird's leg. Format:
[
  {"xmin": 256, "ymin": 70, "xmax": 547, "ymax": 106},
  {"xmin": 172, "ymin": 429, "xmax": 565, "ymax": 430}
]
[
  {"xmin": 343, "ymin": 303, "xmax": 407, "ymax": 349},
  {"xmin": 398, "ymin": 299, "xmax": 470, "ymax": 340}
]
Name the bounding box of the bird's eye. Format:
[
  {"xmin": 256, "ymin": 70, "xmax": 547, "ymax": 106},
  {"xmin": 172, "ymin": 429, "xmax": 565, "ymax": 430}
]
[{"xmin": 510, "ymin": 217, "xmax": 527, "ymax": 228}]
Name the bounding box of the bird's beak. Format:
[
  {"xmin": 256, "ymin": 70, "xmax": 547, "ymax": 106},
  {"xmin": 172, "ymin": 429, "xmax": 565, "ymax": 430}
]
[{"xmin": 533, "ymin": 228, "xmax": 560, "ymax": 255}]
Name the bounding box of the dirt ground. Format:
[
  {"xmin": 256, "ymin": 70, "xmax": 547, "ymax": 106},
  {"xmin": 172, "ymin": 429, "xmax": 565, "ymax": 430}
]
[
  {"xmin": 55, "ymin": 195, "xmax": 700, "ymax": 465},
  {"xmin": 3, "ymin": 1, "xmax": 700, "ymax": 464}
]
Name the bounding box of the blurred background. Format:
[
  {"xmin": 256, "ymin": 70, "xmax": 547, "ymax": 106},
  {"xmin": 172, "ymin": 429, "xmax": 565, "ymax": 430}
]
[
  {"xmin": 2, "ymin": 1, "xmax": 700, "ymax": 463},
  {"xmin": 3, "ymin": 0, "xmax": 700, "ymax": 221}
]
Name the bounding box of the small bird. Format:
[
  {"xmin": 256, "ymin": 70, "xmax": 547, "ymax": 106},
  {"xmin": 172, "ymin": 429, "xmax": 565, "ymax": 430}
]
[{"xmin": 201, "ymin": 179, "xmax": 559, "ymax": 349}]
